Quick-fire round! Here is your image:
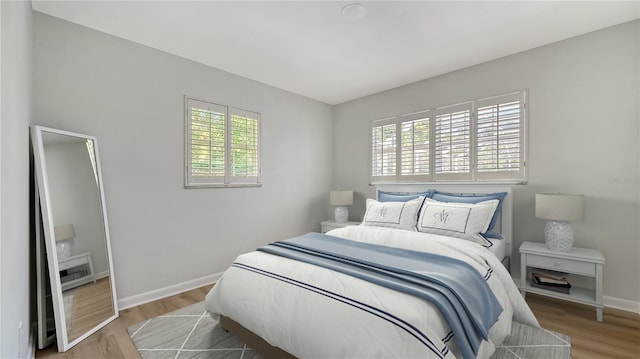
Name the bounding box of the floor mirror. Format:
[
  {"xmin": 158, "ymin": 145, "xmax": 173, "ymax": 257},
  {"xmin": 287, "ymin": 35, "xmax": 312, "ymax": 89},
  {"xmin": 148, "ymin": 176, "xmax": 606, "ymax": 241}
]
[{"xmin": 31, "ymin": 125, "xmax": 118, "ymax": 352}]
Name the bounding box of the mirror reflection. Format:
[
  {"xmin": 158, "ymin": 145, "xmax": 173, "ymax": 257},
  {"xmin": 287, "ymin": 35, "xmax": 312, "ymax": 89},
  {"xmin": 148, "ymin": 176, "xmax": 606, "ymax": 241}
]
[{"xmin": 34, "ymin": 127, "xmax": 118, "ymax": 350}]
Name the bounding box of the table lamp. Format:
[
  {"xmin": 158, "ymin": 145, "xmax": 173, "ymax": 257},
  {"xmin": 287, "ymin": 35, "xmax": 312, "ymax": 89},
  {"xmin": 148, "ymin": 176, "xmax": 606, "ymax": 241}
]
[
  {"xmin": 330, "ymin": 190, "xmax": 353, "ymax": 223},
  {"xmin": 535, "ymin": 193, "xmax": 584, "ymax": 252},
  {"xmin": 54, "ymin": 224, "xmax": 76, "ymax": 260}
]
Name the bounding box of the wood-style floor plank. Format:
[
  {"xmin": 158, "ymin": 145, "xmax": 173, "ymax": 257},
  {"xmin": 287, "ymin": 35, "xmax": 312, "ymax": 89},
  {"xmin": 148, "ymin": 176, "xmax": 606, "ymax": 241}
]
[
  {"xmin": 64, "ymin": 277, "xmax": 115, "ymax": 342},
  {"xmin": 526, "ymin": 293, "xmax": 640, "ymax": 359},
  {"xmin": 36, "ymin": 286, "xmax": 639, "ymax": 359}
]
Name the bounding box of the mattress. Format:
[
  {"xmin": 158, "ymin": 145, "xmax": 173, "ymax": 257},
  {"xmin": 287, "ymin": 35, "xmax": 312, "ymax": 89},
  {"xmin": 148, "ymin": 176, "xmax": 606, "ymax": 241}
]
[{"xmin": 486, "ymin": 237, "xmax": 507, "ymax": 262}]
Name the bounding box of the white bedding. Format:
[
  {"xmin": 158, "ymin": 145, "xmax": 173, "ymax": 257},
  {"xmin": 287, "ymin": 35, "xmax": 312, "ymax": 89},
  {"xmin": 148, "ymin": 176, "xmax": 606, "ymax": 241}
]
[
  {"xmin": 206, "ymin": 226, "xmax": 538, "ymax": 359},
  {"xmin": 486, "ymin": 236, "xmax": 507, "ymax": 262},
  {"xmin": 356, "ymin": 223, "xmax": 508, "ymax": 263}
]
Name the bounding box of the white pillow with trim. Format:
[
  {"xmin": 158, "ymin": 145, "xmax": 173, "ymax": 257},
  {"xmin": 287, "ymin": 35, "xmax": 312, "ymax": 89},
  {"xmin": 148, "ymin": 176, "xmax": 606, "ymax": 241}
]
[
  {"xmin": 416, "ymin": 198, "xmax": 499, "ymax": 246},
  {"xmin": 361, "ymin": 197, "xmax": 423, "ymax": 231}
]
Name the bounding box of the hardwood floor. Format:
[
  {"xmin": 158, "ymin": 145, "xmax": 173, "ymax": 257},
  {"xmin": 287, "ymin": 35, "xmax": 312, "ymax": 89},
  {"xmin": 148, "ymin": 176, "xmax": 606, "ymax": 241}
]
[
  {"xmin": 36, "ymin": 285, "xmax": 212, "ymax": 359},
  {"xmin": 525, "ymin": 293, "xmax": 640, "ymax": 359},
  {"xmin": 64, "ymin": 277, "xmax": 115, "ymax": 342},
  {"xmin": 36, "ymin": 287, "xmax": 639, "ymax": 359}
]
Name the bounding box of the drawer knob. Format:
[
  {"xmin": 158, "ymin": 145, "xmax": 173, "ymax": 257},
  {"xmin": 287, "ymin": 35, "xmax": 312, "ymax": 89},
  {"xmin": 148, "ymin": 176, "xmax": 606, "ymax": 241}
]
[{"xmin": 554, "ymin": 262, "xmax": 561, "ymax": 268}]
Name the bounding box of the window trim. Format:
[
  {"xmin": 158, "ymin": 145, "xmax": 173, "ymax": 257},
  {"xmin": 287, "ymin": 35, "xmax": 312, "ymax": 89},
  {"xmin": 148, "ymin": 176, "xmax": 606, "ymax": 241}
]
[
  {"xmin": 369, "ymin": 90, "xmax": 527, "ymax": 185},
  {"xmin": 184, "ymin": 96, "xmax": 262, "ymax": 189}
]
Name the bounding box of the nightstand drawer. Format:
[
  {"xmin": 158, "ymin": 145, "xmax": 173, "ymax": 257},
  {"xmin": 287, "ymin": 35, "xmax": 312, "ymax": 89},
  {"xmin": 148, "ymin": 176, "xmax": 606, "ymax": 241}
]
[
  {"xmin": 59, "ymin": 256, "xmax": 87, "ymax": 271},
  {"xmin": 527, "ymin": 254, "xmax": 595, "ymax": 276}
]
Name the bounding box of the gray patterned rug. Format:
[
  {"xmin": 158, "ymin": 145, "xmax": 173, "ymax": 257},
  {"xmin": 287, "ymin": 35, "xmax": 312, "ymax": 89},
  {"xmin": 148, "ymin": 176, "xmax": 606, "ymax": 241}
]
[{"xmin": 127, "ymin": 302, "xmax": 571, "ymax": 359}]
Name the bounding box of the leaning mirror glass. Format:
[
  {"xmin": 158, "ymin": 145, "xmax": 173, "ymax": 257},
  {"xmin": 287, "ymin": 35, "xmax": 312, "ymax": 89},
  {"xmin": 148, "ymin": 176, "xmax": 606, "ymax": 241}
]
[{"xmin": 31, "ymin": 126, "xmax": 118, "ymax": 351}]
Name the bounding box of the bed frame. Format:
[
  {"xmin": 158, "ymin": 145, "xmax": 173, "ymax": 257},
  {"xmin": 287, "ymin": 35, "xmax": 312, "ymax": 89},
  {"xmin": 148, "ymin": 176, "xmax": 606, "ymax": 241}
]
[{"xmin": 220, "ymin": 184, "xmax": 514, "ymax": 358}]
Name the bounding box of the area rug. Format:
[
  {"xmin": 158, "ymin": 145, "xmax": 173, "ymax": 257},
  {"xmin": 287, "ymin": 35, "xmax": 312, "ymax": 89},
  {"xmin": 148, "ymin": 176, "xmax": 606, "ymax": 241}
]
[{"xmin": 128, "ymin": 302, "xmax": 571, "ymax": 359}]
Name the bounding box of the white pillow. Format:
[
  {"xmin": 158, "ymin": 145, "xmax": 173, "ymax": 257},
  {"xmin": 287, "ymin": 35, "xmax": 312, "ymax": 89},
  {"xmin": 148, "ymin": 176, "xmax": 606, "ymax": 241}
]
[
  {"xmin": 416, "ymin": 198, "xmax": 499, "ymax": 246},
  {"xmin": 361, "ymin": 197, "xmax": 423, "ymax": 231}
]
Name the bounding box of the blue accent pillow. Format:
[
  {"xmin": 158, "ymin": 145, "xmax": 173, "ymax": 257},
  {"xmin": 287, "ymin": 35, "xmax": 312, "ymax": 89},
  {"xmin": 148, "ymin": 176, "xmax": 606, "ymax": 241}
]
[
  {"xmin": 430, "ymin": 191, "xmax": 507, "ymax": 234},
  {"xmin": 483, "ymin": 231, "xmax": 504, "ymax": 240},
  {"xmin": 378, "ymin": 190, "xmax": 435, "ymax": 202}
]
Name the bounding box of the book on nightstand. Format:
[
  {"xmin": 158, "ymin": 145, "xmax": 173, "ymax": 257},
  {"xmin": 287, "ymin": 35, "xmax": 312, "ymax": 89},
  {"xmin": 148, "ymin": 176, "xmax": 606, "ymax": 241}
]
[
  {"xmin": 532, "ymin": 268, "xmax": 568, "ymax": 281},
  {"xmin": 531, "ymin": 273, "xmax": 571, "ymax": 294}
]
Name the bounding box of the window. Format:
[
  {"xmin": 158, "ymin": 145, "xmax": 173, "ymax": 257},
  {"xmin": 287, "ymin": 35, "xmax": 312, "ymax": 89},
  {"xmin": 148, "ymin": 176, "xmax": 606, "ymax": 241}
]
[
  {"xmin": 185, "ymin": 97, "xmax": 260, "ymax": 188},
  {"xmin": 400, "ymin": 112, "xmax": 430, "ymax": 179},
  {"xmin": 475, "ymin": 92, "xmax": 524, "ymax": 180},
  {"xmin": 371, "ymin": 118, "xmax": 397, "ymax": 182},
  {"xmin": 434, "ymin": 103, "xmax": 472, "ymax": 180},
  {"xmin": 370, "ymin": 91, "xmax": 526, "ymax": 183}
]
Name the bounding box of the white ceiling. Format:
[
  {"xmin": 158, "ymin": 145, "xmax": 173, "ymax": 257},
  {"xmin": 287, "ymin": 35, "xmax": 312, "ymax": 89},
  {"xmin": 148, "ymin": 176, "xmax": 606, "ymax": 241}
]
[{"xmin": 32, "ymin": 1, "xmax": 639, "ymax": 105}]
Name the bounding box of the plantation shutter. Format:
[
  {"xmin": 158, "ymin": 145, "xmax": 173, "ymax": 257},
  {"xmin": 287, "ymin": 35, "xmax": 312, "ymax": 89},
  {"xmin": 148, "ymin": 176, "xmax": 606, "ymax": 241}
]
[
  {"xmin": 475, "ymin": 92, "xmax": 525, "ymax": 180},
  {"xmin": 185, "ymin": 97, "xmax": 261, "ymax": 187},
  {"xmin": 368, "ymin": 91, "xmax": 527, "ymax": 184},
  {"xmin": 371, "ymin": 118, "xmax": 398, "ymax": 182},
  {"xmin": 400, "ymin": 112, "xmax": 430, "ymax": 181},
  {"xmin": 229, "ymin": 108, "xmax": 260, "ymax": 183},
  {"xmin": 187, "ymin": 99, "xmax": 226, "ymax": 185},
  {"xmin": 434, "ymin": 102, "xmax": 472, "ymax": 180}
]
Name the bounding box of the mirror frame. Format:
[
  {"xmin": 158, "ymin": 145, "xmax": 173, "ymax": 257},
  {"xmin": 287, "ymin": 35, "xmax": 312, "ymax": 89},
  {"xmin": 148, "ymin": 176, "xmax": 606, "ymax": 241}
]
[
  {"xmin": 31, "ymin": 125, "xmax": 118, "ymax": 351},
  {"xmin": 35, "ymin": 182, "xmax": 55, "ymax": 349}
]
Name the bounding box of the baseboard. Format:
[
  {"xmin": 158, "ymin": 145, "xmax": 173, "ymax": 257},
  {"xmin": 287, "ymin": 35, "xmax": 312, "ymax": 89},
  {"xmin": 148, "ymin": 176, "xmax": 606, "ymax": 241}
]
[
  {"xmin": 117, "ymin": 272, "xmax": 223, "ymax": 310},
  {"xmin": 604, "ymin": 296, "xmax": 640, "ymax": 314}
]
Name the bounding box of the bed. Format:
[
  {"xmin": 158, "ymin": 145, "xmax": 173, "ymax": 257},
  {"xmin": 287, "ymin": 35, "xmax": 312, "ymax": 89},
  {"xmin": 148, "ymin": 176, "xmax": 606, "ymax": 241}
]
[{"xmin": 205, "ymin": 185, "xmax": 538, "ymax": 359}]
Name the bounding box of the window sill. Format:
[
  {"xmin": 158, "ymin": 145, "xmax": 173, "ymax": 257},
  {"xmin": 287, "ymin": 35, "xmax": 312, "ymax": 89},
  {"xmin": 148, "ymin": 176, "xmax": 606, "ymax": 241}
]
[
  {"xmin": 184, "ymin": 183, "xmax": 262, "ymax": 189},
  {"xmin": 370, "ymin": 180, "xmax": 527, "ymax": 186}
]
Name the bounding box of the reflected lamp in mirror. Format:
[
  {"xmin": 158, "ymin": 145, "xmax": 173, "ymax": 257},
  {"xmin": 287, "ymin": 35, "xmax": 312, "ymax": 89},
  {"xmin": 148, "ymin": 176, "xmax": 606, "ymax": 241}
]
[
  {"xmin": 535, "ymin": 193, "xmax": 584, "ymax": 252},
  {"xmin": 54, "ymin": 224, "xmax": 76, "ymax": 260},
  {"xmin": 330, "ymin": 190, "xmax": 353, "ymax": 223}
]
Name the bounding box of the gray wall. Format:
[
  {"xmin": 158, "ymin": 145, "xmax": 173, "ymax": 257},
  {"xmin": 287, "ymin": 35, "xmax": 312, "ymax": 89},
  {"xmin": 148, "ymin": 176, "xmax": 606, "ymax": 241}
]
[
  {"xmin": 33, "ymin": 13, "xmax": 334, "ymax": 301},
  {"xmin": 0, "ymin": 1, "xmax": 33, "ymax": 358},
  {"xmin": 333, "ymin": 20, "xmax": 640, "ymax": 305}
]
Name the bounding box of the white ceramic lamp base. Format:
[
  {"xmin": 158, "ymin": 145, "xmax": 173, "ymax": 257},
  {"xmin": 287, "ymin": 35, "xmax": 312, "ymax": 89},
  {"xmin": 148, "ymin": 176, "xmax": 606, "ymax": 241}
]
[
  {"xmin": 544, "ymin": 220, "xmax": 574, "ymax": 252},
  {"xmin": 56, "ymin": 239, "xmax": 73, "ymax": 260},
  {"xmin": 334, "ymin": 206, "xmax": 349, "ymax": 223}
]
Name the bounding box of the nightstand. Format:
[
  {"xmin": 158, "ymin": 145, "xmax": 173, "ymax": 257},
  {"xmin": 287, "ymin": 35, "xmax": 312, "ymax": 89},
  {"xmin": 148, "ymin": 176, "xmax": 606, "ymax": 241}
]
[
  {"xmin": 321, "ymin": 220, "xmax": 359, "ymax": 233},
  {"xmin": 59, "ymin": 252, "xmax": 96, "ymax": 291},
  {"xmin": 519, "ymin": 241, "xmax": 605, "ymax": 321}
]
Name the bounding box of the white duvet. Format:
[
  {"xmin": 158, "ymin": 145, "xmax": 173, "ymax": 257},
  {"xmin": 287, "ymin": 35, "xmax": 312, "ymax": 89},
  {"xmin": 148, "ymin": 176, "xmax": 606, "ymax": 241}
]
[{"xmin": 206, "ymin": 226, "xmax": 539, "ymax": 359}]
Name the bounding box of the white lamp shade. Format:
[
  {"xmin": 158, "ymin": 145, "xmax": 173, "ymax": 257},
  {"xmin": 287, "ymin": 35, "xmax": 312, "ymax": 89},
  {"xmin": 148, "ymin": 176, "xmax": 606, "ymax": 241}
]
[
  {"xmin": 330, "ymin": 191, "xmax": 354, "ymax": 206},
  {"xmin": 535, "ymin": 193, "xmax": 584, "ymax": 221},
  {"xmin": 54, "ymin": 224, "xmax": 76, "ymax": 241}
]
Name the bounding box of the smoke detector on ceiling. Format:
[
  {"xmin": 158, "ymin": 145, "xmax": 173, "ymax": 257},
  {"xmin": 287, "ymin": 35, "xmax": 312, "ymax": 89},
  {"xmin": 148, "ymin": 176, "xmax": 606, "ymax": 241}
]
[{"xmin": 341, "ymin": 3, "xmax": 366, "ymax": 20}]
